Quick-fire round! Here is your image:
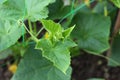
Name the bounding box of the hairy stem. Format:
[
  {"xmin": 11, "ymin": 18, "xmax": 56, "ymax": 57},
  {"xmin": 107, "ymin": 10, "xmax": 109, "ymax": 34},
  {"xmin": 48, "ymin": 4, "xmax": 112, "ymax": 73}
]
[
  {"xmin": 28, "ymin": 20, "xmax": 33, "ymax": 33},
  {"xmin": 23, "ymin": 24, "xmax": 39, "ymax": 43},
  {"xmin": 36, "ymin": 27, "xmax": 44, "ymax": 37}
]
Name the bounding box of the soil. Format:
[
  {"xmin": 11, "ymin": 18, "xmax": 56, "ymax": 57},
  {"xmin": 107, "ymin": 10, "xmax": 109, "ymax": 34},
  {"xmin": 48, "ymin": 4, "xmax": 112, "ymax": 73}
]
[
  {"xmin": 71, "ymin": 52, "xmax": 120, "ymax": 80},
  {"xmin": 0, "ymin": 53, "xmax": 120, "ymax": 80},
  {"xmin": 0, "ymin": 56, "xmax": 13, "ymax": 80}
]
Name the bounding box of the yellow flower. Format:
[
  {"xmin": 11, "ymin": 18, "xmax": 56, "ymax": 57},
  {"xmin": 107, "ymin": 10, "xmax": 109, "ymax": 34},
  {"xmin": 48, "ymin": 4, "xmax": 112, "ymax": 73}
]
[
  {"xmin": 8, "ymin": 64, "xmax": 17, "ymax": 74},
  {"xmin": 84, "ymin": 0, "xmax": 90, "ymax": 7},
  {"xmin": 45, "ymin": 32, "xmax": 49, "ymax": 39}
]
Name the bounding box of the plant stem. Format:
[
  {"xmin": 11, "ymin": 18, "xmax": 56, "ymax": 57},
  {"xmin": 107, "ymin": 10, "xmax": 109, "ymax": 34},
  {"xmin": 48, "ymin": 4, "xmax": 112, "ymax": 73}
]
[
  {"xmin": 23, "ymin": 24, "xmax": 39, "ymax": 43},
  {"xmin": 59, "ymin": 0, "xmax": 95, "ymax": 23},
  {"xmin": 21, "ymin": 26, "xmax": 26, "ymax": 46},
  {"xmin": 33, "ymin": 22, "xmax": 37, "ymax": 35},
  {"xmin": 28, "ymin": 20, "xmax": 33, "ymax": 33},
  {"xmin": 106, "ymin": 9, "xmax": 120, "ymax": 58},
  {"xmin": 113, "ymin": 9, "xmax": 120, "ymax": 37},
  {"xmin": 94, "ymin": 54, "xmax": 120, "ymax": 66},
  {"xmin": 36, "ymin": 27, "xmax": 44, "ymax": 37}
]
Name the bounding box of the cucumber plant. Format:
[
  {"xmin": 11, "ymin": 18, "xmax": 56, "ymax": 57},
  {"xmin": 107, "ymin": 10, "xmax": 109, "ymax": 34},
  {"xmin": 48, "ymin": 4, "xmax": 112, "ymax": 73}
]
[{"xmin": 0, "ymin": 0, "xmax": 120, "ymax": 80}]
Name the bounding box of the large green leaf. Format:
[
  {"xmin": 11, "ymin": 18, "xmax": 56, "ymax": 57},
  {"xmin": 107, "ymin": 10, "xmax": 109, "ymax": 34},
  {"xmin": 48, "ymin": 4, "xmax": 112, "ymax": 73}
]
[
  {"xmin": 93, "ymin": 1, "xmax": 107, "ymax": 14},
  {"xmin": 0, "ymin": 0, "xmax": 55, "ymax": 21},
  {"xmin": 48, "ymin": 0, "xmax": 71, "ymax": 20},
  {"xmin": 0, "ymin": 0, "xmax": 7, "ymax": 4},
  {"xmin": 70, "ymin": 12, "xmax": 111, "ymax": 54},
  {"xmin": 0, "ymin": 20, "xmax": 22, "ymax": 51},
  {"xmin": 35, "ymin": 39, "xmax": 76, "ymax": 73},
  {"xmin": 93, "ymin": 1, "xmax": 116, "ymax": 15},
  {"xmin": 108, "ymin": 35, "xmax": 120, "ymax": 66},
  {"xmin": 88, "ymin": 78, "xmax": 105, "ymax": 80},
  {"xmin": 0, "ymin": 0, "xmax": 25, "ymax": 20},
  {"xmin": 111, "ymin": 0, "xmax": 120, "ymax": 8},
  {"xmin": 25, "ymin": 0, "xmax": 55, "ymax": 21},
  {"xmin": 12, "ymin": 45, "xmax": 72, "ymax": 80},
  {"xmin": 0, "ymin": 49, "xmax": 12, "ymax": 59},
  {"xmin": 48, "ymin": 0, "xmax": 63, "ymax": 19}
]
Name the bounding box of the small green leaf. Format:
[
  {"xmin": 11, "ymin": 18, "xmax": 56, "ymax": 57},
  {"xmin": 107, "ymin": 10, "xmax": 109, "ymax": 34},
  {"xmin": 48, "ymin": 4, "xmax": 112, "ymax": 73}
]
[
  {"xmin": 0, "ymin": 20, "xmax": 22, "ymax": 52},
  {"xmin": 63, "ymin": 25, "xmax": 75, "ymax": 38},
  {"xmin": 41, "ymin": 20, "xmax": 63, "ymax": 41},
  {"xmin": 12, "ymin": 45, "xmax": 72, "ymax": 80},
  {"xmin": 108, "ymin": 35, "xmax": 120, "ymax": 66},
  {"xmin": 111, "ymin": 0, "xmax": 120, "ymax": 8},
  {"xmin": 70, "ymin": 12, "xmax": 111, "ymax": 54},
  {"xmin": 35, "ymin": 39, "xmax": 76, "ymax": 73}
]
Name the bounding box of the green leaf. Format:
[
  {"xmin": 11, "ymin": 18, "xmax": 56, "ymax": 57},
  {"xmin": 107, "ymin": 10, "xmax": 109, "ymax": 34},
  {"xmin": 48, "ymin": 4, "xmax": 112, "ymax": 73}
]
[
  {"xmin": 39, "ymin": 20, "xmax": 76, "ymax": 73},
  {"xmin": 111, "ymin": 0, "xmax": 120, "ymax": 8},
  {"xmin": 35, "ymin": 39, "xmax": 76, "ymax": 73},
  {"xmin": 93, "ymin": 1, "xmax": 106, "ymax": 14},
  {"xmin": 0, "ymin": 0, "xmax": 55, "ymax": 21},
  {"xmin": 0, "ymin": 0, "xmax": 7, "ymax": 4},
  {"xmin": 93, "ymin": 1, "xmax": 116, "ymax": 15},
  {"xmin": 48, "ymin": 0, "xmax": 71, "ymax": 19},
  {"xmin": 12, "ymin": 45, "xmax": 72, "ymax": 80},
  {"xmin": 88, "ymin": 78, "xmax": 105, "ymax": 80},
  {"xmin": 41, "ymin": 20, "xmax": 63, "ymax": 41},
  {"xmin": 25, "ymin": 0, "xmax": 55, "ymax": 21},
  {"xmin": 108, "ymin": 35, "xmax": 120, "ymax": 66},
  {"xmin": 63, "ymin": 25, "xmax": 75, "ymax": 38},
  {"xmin": 0, "ymin": 0, "xmax": 55, "ymax": 51},
  {"xmin": 0, "ymin": 0, "xmax": 25, "ymax": 20},
  {"xmin": 0, "ymin": 20, "xmax": 22, "ymax": 52},
  {"xmin": 71, "ymin": 12, "xmax": 111, "ymax": 54},
  {"xmin": 0, "ymin": 49, "xmax": 12, "ymax": 59},
  {"xmin": 48, "ymin": 0, "xmax": 63, "ymax": 19}
]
